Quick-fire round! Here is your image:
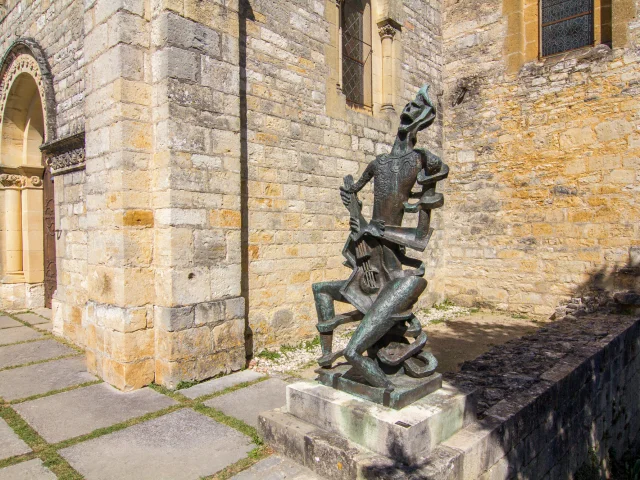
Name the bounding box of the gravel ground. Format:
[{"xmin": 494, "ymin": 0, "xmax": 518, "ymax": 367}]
[{"xmin": 249, "ymin": 304, "xmax": 471, "ymax": 375}]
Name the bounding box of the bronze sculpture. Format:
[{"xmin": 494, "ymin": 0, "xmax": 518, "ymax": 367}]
[{"xmin": 312, "ymin": 85, "xmax": 449, "ymax": 407}]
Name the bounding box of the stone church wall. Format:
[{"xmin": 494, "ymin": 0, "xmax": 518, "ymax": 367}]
[
  {"xmin": 439, "ymin": 0, "xmax": 640, "ymax": 315},
  {"xmin": 0, "ymin": 0, "xmax": 87, "ymax": 339},
  {"xmin": 241, "ymin": 0, "xmax": 443, "ymax": 350}
]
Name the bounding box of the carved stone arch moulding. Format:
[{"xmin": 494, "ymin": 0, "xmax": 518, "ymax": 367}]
[{"xmin": 0, "ymin": 38, "xmax": 57, "ymax": 142}]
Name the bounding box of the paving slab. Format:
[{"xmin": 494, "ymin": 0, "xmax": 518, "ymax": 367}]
[
  {"xmin": 0, "ymin": 459, "xmax": 57, "ymax": 480},
  {"xmin": 0, "ymin": 357, "xmax": 97, "ymax": 401},
  {"xmin": 180, "ymin": 370, "xmax": 266, "ymax": 399},
  {"xmin": 60, "ymin": 408, "xmax": 254, "ymax": 480},
  {"xmin": 34, "ymin": 323, "xmax": 53, "ymax": 332},
  {"xmin": 0, "ymin": 326, "xmax": 44, "ymax": 346},
  {"xmin": 231, "ymin": 455, "xmax": 323, "ymax": 479},
  {"xmin": 13, "ymin": 383, "xmax": 177, "ymax": 443},
  {"xmin": 0, "ymin": 316, "xmax": 22, "ymax": 329},
  {"xmin": 204, "ymin": 378, "xmax": 288, "ymax": 428},
  {"xmin": 32, "ymin": 308, "xmax": 52, "ymax": 319},
  {"xmin": 0, "ymin": 340, "xmax": 77, "ymax": 370},
  {"xmin": 15, "ymin": 313, "xmax": 48, "ymax": 325},
  {"xmin": 0, "ymin": 418, "xmax": 31, "ymax": 461}
]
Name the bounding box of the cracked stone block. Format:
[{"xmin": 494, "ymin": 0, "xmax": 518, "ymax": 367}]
[
  {"xmin": 60, "ymin": 409, "xmax": 254, "ymax": 480},
  {"xmin": 13, "ymin": 383, "xmax": 177, "ymax": 443},
  {"xmin": 204, "ymin": 378, "xmax": 288, "ymax": 428}
]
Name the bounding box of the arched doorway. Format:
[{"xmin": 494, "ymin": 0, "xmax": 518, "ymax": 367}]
[{"xmin": 0, "ymin": 48, "xmax": 55, "ymax": 309}]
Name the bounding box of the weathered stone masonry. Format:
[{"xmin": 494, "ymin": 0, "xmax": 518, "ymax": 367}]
[
  {"xmin": 438, "ymin": 0, "xmax": 640, "ymax": 315},
  {"xmin": 0, "ymin": 0, "xmax": 443, "ymax": 389},
  {"xmin": 3, "ymin": 0, "xmax": 640, "ymax": 393}
]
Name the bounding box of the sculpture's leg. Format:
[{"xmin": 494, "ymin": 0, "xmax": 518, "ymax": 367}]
[
  {"xmin": 312, "ymin": 281, "xmax": 348, "ymax": 357},
  {"xmin": 344, "ymin": 276, "xmax": 427, "ymax": 390}
]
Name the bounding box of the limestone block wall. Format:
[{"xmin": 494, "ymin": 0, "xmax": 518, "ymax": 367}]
[
  {"xmin": 150, "ymin": 1, "xmax": 247, "ymax": 387},
  {"xmin": 435, "ymin": 315, "xmax": 640, "ymax": 479},
  {"xmin": 439, "ymin": 0, "xmax": 640, "ymax": 315},
  {"xmin": 0, "ymin": 0, "xmax": 85, "ymax": 137},
  {"xmin": 82, "ymin": 0, "xmax": 156, "ymax": 390},
  {"xmin": 242, "ymin": 0, "xmax": 443, "ymax": 350},
  {"xmin": 51, "ymin": 170, "xmax": 87, "ymax": 345},
  {"xmin": 0, "ymin": 0, "xmax": 86, "ymax": 320}
]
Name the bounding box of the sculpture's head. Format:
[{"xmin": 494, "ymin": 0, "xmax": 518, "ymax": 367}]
[{"xmin": 398, "ymin": 85, "xmax": 436, "ymax": 144}]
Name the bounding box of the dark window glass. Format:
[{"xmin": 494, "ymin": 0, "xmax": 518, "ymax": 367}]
[
  {"xmin": 541, "ymin": 0, "xmax": 594, "ymax": 56},
  {"xmin": 342, "ymin": 0, "xmax": 372, "ymax": 107}
]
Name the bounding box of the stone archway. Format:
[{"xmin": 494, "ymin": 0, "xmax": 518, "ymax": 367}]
[{"xmin": 0, "ymin": 43, "xmax": 55, "ymax": 309}]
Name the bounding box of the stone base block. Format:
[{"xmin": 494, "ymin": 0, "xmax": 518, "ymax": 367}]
[
  {"xmin": 285, "ymin": 381, "xmax": 475, "ymax": 464},
  {"xmin": 0, "ymin": 282, "xmax": 44, "ymax": 310}
]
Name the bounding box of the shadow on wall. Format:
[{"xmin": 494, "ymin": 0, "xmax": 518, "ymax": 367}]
[
  {"xmin": 238, "ymin": 0, "xmax": 255, "ymax": 364},
  {"xmin": 555, "ymin": 246, "xmax": 640, "ymax": 320}
]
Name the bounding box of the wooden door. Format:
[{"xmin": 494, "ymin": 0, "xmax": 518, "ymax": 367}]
[{"xmin": 43, "ymin": 163, "xmax": 56, "ymax": 309}]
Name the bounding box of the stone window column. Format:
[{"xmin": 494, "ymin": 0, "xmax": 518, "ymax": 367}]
[
  {"xmin": 336, "ymin": 0, "xmax": 344, "ymax": 92},
  {"xmin": 1, "ymin": 174, "xmax": 24, "ymax": 281},
  {"xmin": 378, "ymin": 22, "xmax": 399, "ymax": 112}
]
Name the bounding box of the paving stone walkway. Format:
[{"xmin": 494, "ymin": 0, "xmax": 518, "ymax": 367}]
[{"xmin": 0, "ymin": 309, "xmax": 320, "ymax": 479}]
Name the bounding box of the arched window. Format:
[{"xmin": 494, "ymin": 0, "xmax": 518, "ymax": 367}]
[{"xmin": 341, "ymin": 0, "xmax": 372, "ymax": 109}]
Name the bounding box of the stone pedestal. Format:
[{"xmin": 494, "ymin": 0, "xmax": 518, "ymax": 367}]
[{"xmin": 259, "ymin": 381, "xmax": 476, "ymax": 479}]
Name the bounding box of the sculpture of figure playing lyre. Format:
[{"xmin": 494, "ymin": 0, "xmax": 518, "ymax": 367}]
[{"xmin": 312, "ymin": 85, "xmax": 449, "ymax": 398}]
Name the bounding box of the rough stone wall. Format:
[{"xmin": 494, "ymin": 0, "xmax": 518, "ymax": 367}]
[
  {"xmin": 0, "ymin": 0, "xmax": 86, "ymax": 329},
  {"xmin": 51, "ymin": 169, "xmax": 87, "ymax": 345},
  {"xmin": 436, "ymin": 314, "xmax": 640, "ymax": 479},
  {"xmin": 440, "ymin": 0, "xmax": 640, "ymax": 315},
  {"xmin": 243, "ymin": 0, "xmax": 443, "ymax": 350},
  {"xmin": 0, "ymin": 0, "xmax": 84, "ymax": 136},
  {"xmin": 150, "ymin": 0, "xmax": 247, "ymax": 388}
]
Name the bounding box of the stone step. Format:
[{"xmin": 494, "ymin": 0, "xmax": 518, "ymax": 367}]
[{"xmin": 258, "ymin": 408, "xmax": 462, "ymax": 480}]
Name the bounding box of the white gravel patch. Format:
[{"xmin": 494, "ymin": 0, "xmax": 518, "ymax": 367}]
[
  {"xmin": 250, "ymin": 304, "xmax": 470, "ymax": 375},
  {"xmin": 415, "ymin": 305, "xmax": 471, "ymax": 326}
]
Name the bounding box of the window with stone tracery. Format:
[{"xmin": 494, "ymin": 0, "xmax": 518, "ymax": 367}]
[
  {"xmin": 341, "ymin": 0, "xmax": 373, "ymax": 109},
  {"xmin": 539, "ymin": 0, "xmax": 612, "ymax": 57}
]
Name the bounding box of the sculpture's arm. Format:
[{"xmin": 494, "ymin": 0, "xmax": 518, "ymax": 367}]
[
  {"xmin": 383, "ymin": 224, "xmax": 432, "ymax": 252},
  {"xmin": 344, "ymin": 161, "xmax": 375, "ymax": 193}
]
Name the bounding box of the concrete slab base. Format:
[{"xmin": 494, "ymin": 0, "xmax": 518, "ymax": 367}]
[{"xmin": 259, "ymin": 381, "xmax": 476, "ymax": 479}]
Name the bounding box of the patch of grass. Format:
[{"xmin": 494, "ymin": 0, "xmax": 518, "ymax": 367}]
[
  {"xmin": 10, "ymin": 380, "xmax": 103, "ymax": 405},
  {"xmin": 429, "ymin": 318, "xmax": 447, "ymax": 326},
  {"xmin": 176, "ymin": 380, "xmax": 200, "ymax": 390},
  {"xmin": 432, "ymin": 299, "xmax": 456, "ymax": 311},
  {"xmin": 257, "ymin": 349, "xmax": 281, "ymax": 360},
  {"xmin": 0, "ymin": 405, "xmax": 83, "ymax": 479},
  {"xmin": 511, "ymin": 313, "xmax": 529, "ymax": 319}
]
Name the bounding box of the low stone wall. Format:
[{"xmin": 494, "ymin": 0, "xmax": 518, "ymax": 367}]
[{"xmin": 423, "ymin": 314, "xmax": 640, "ymax": 479}]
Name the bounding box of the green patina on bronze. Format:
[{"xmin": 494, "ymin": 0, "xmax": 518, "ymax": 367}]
[{"xmin": 311, "ymin": 85, "xmax": 449, "ymax": 407}]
